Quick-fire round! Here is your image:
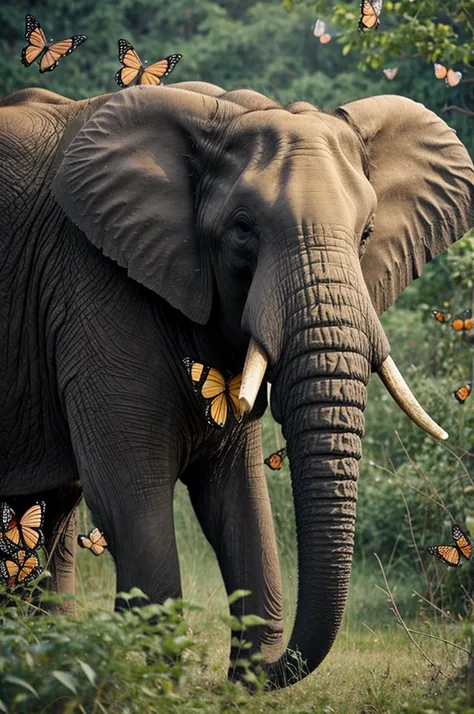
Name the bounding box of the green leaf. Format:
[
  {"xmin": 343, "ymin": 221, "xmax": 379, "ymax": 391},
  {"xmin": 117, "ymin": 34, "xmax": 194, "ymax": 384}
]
[
  {"xmin": 228, "ymin": 589, "xmax": 252, "ymax": 605},
  {"xmin": 76, "ymin": 659, "xmax": 97, "ymax": 687},
  {"xmin": 3, "ymin": 676, "xmax": 38, "ymax": 698},
  {"xmin": 240, "ymin": 614, "xmax": 268, "ymax": 627},
  {"xmin": 52, "ymin": 671, "xmax": 77, "ymax": 694},
  {"xmin": 0, "ymin": 698, "xmax": 8, "ymax": 713}
]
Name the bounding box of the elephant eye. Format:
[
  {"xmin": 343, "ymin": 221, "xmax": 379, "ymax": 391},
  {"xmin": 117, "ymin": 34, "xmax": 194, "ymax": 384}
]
[
  {"xmin": 359, "ymin": 220, "xmax": 374, "ymax": 257},
  {"xmin": 233, "ymin": 218, "xmax": 254, "ymax": 237}
]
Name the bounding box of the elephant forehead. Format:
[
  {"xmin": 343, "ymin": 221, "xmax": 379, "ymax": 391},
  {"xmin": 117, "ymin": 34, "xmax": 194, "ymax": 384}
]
[
  {"xmin": 209, "ymin": 110, "xmax": 375, "ymax": 232},
  {"xmin": 225, "ymin": 109, "xmax": 365, "ymax": 172}
]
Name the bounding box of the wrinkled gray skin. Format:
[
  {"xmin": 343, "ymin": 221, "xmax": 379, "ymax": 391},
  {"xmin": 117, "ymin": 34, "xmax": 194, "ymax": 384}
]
[{"xmin": 0, "ymin": 83, "xmax": 473, "ymax": 686}]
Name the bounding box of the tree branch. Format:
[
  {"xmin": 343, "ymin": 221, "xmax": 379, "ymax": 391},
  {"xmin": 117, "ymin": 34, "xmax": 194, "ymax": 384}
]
[{"xmin": 443, "ymin": 105, "xmax": 474, "ymax": 118}]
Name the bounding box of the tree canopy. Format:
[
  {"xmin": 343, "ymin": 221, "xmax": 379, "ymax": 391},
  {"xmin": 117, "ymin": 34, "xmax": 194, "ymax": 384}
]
[{"xmin": 0, "ymin": 0, "xmax": 471, "ymax": 157}]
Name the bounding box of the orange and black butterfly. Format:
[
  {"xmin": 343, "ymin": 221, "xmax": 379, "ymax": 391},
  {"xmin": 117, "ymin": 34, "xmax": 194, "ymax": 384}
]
[
  {"xmin": 451, "ymin": 309, "xmax": 473, "ymax": 332},
  {"xmin": 453, "ymin": 382, "xmax": 471, "ymax": 405},
  {"xmin": 432, "ymin": 309, "xmax": 451, "ymax": 324},
  {"xmin": 78, "ymin": 527, "xmax": 108, "ymax": 556},
  {"xmin": 434, "ymin": 63, "xmax": 462, "ymax": 88},
  {"xmin": 427, "ymin": 524, "xmax": 472, "ymax": 567},
  {"xmin": 21, "ymin": 15, "xmax": 86, "ymax": 73},
  {"xmin": 358, "ymin": 0, "xmax": 382, "ymax": 31},
  {"xmin": 0, "ymin": 502, "xmax": 45, "ymax": 555},
  {"xmin": 115, "ymin": 39, "xmax": 182, "ymax": 88},
  {"xmin": 183, "ymin": 358, "xmax": 242, "ymax": 429},
  {"xmin": 264, "ymin": 447, "xmax": 287, "ymax": 471},
  {"xmin": 0, "ymin": 549, "xmax": 43, "ymax": 587}
]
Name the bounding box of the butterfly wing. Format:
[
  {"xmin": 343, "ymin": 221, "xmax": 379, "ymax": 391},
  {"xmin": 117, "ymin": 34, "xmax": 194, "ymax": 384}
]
[
  {"xmin": 5, "ymin": 556, "xmax": 20, "ymax": 585},
  {"xmin": 0, "ymin": 502, "xmax": 14, "ymax": 532},
  {"xmin": 445, "ymin": 69, "xmax": 462, "ymax": 87},
  {"xmin": 200, "ymin": 368, "xmax": 226, "ymax": 400},
  {"xmin": 4, "ymin": 504, "xmax": 20, "ymax": 548},
  {"xmin": 18, "ymin": 502, "xmax": 45, "ymax": 550},
  {"xmin": 78, "ymin": 534, "xmax": 93, "ymax": 550},
  {"xmin": 432, "ymin": 309, "xmax": 450, "ymax": 323},
  {"xmin": 453, "ymin": 524, "xmax": 472, "ymax": 560},
  {"xmin": 358, "ymin": 0, "xmax": 381, "ymax": 31},
  {"xmin": 89, "ymin": 528, "xmax": 107, "ymax": 556},
  {"xmin": 264, "ymin": 447, "xmax": 287, "ymax": 470},
  {"xmin": 427, "ymin": 544, "xmax": 461, "ymax": 567},
  {"xmin": 453, "ymin": 383, "xmax": 471, "ymax": 404},
  {"xmin": 140, "ymin": 54, "xmax": 182, "ymax": 86},
  {"xmin": 201, "ymin": 368, "xmax": 228, "ymax": 428},
  {"xmin": 319, "ymin": 33, "xmax": 332, "ymax": 44},
  {"xmin": 205, "ymin": 394, "xmax": 228, "ymax": 428},
  {"xmin": 78, "ymin": 528, "xmax": 107, "ymax": 555},
  {"xmin": 39, "ymin": 35, "xmax": 87, "ymax": 73},
  {"xmin": 265, "ymin": 453, "xmax": 282, "ymax": 470},
  {"xmin": 227, "ymin": 372, "xmax": 243, "ymax": 422},
  {"xmin": 383, "ymin": 68, "xmax": 398, "ymax": 80},
  {"xmin": 434, "ymin": 63, "xmax": 448, "ymax": 80},
  {"xmin": 183, "ymin": 358, "xmax": 206, "ymax": 389},
  {"xmin": 0, "ymin": 503, "xmax": 21, "ymax": 556},
  {"xmin": 21, "ymin": 15, "xmax": 47, "ymax": 66},
  {"xmin": 15, "ymin": 550, "xmax": 43, "ymax": 585},
  {"xmin": 313, "ymin": 19, "xmax": 325, "ymax": 37},
  {"xmin": 116, "ymin": 39, "xmax": 143, "ymax": 87},
  {"xmin": 0, "ymin": 559, "xmax": 9, "ymax": 584}
]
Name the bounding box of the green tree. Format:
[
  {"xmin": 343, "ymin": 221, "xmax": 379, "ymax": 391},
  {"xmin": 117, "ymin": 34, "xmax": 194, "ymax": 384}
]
[{"xmin": 285, "ymin": 0, "xmax": 474, "ymax": 155}]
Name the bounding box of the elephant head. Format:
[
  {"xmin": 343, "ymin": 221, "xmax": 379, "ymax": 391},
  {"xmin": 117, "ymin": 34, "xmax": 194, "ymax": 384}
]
[{"xmin": 51, "ymin": 84, "xmax": 474, "ymax": 686}]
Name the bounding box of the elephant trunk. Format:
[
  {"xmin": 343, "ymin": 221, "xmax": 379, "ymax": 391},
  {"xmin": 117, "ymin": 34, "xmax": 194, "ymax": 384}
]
[
  {"xmin": 239, "ymin": 240, "xmax": 447, "ymax": 686},
  {"xmin": 264, "ymin": 342, "xmax": 368, "ymax": 686}
]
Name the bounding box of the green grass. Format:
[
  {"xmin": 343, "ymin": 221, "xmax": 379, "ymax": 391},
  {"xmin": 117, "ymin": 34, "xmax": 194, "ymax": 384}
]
[
  {"xmin": 19, "ymin": 487, "xmax": 462, "ymax": 714},
  {"xmin": 1, "ymin": 479, "xmax": 471, "ymax": 713}
]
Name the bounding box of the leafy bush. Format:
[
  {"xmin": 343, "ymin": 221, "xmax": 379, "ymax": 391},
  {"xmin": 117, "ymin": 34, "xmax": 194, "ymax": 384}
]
[
  {"xmin": 0, "ymin": 588, "xmax": 271, "ymax": 714},
  {"xmin": 0, "ymin": 590, "xmax": 199, "ymax": 713}
]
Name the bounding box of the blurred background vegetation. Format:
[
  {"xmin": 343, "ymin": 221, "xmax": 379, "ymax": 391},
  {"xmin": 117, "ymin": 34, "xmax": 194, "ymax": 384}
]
[{"xmin": 1, "ymin": 1, "xmax": 474, "ymax": 711}]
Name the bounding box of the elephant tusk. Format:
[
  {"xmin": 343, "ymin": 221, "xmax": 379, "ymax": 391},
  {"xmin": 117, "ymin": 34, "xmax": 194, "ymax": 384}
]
[
  {"xmin": 377, "ymin": 356, "xmax": 448, "ymax": 441},
  {"xmin": 239, "ymin": 338, "xmax": 268, "ymax": 415}
]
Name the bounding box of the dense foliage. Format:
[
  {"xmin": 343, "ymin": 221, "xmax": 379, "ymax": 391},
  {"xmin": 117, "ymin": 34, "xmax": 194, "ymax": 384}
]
[
  {"xmin": 1, "ymin": 0, "xmax": 472, "ymax": 157},
  {"xmin": 287, "ymin": 0, "xmax": 474, "ymax": 154}
]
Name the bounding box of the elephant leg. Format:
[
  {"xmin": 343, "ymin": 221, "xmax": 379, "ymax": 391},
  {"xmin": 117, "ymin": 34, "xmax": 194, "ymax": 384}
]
[
  {"xmin": 41, "ymin": 483, "xmax": 82, "ymax": 616},
  {"xmin": 84, "ymin": 480, "xmax": 181, "ymax": 610},
  {"xmin": 62, "ymin": 367, "xmax": 184, "ymax": 609},
  {"xmin": 185, "ymin": 419, "xmax": 284, "ymax": 677}
]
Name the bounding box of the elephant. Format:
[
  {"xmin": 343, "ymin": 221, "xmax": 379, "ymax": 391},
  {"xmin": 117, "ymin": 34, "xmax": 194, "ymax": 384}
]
[{"xmin": 0, "ymin": 81, "xmax": 473, "ymax": 688}]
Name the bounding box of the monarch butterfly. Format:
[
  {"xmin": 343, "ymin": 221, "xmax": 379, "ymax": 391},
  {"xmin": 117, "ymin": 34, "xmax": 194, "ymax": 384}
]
[
  {"xmin": 358, "ymin": 0, "xmax": 382, "ymax": 31},
  {"xmin": 264, "ymin": 447, "xmax": 287, "ymax": 471},
  {"xmin": 453, "ymin": 382, "xmax": 471, "ymax": 405},
  {"xmin": 183, "ymin": 358, "xmax": 242, "ymax": 429},
  {"xmin": 115, "ymin": 39, "xmax": 182, "ymax": 88},
  {"xmin": 0, "ymin": 501, "xmax": 45, "ymax": 554},
  {"xmin": 433, "ymin": 63, "xmax": 462, "ymax": 88},
  {"xmin": 432, "ymin": 309, "xmax": 451, "ymax": 324},
  {"xmin": 78, "ymin": 527, "xmax": 108, "ymax": 556},
  {"xmin": 427, "ymin": 524, "xmax": 472, "ymax": 567},
  {"xmin": 451, "ymin": 309, "xmax": 473, "ymax": 332},
  {"xmin": 0, "ymin": 549, "xmax": 43, "ymax": 587},
  {"xmin": 21, "ymin": 15, "xmax": 86, "ymax": 73},
  {"xmin": 383, "ymin": 68, "xmax": 398, "ymax": 80}
]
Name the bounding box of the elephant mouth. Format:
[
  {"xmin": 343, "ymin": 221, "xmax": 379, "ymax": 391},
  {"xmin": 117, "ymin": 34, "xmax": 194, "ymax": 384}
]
[{"xmin": 240, "ymin": 336, "xmax": 448, "ymax": 441}]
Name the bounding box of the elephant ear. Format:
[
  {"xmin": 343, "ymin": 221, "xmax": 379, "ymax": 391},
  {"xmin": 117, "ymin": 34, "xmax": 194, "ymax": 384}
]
[
  {"xmin": 51, "ymin": 85, "xmax": 222, "ymax": 325},
  {"xmin": 341, "ymin": 95, "xmax": 474, "ymax": 315}
]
